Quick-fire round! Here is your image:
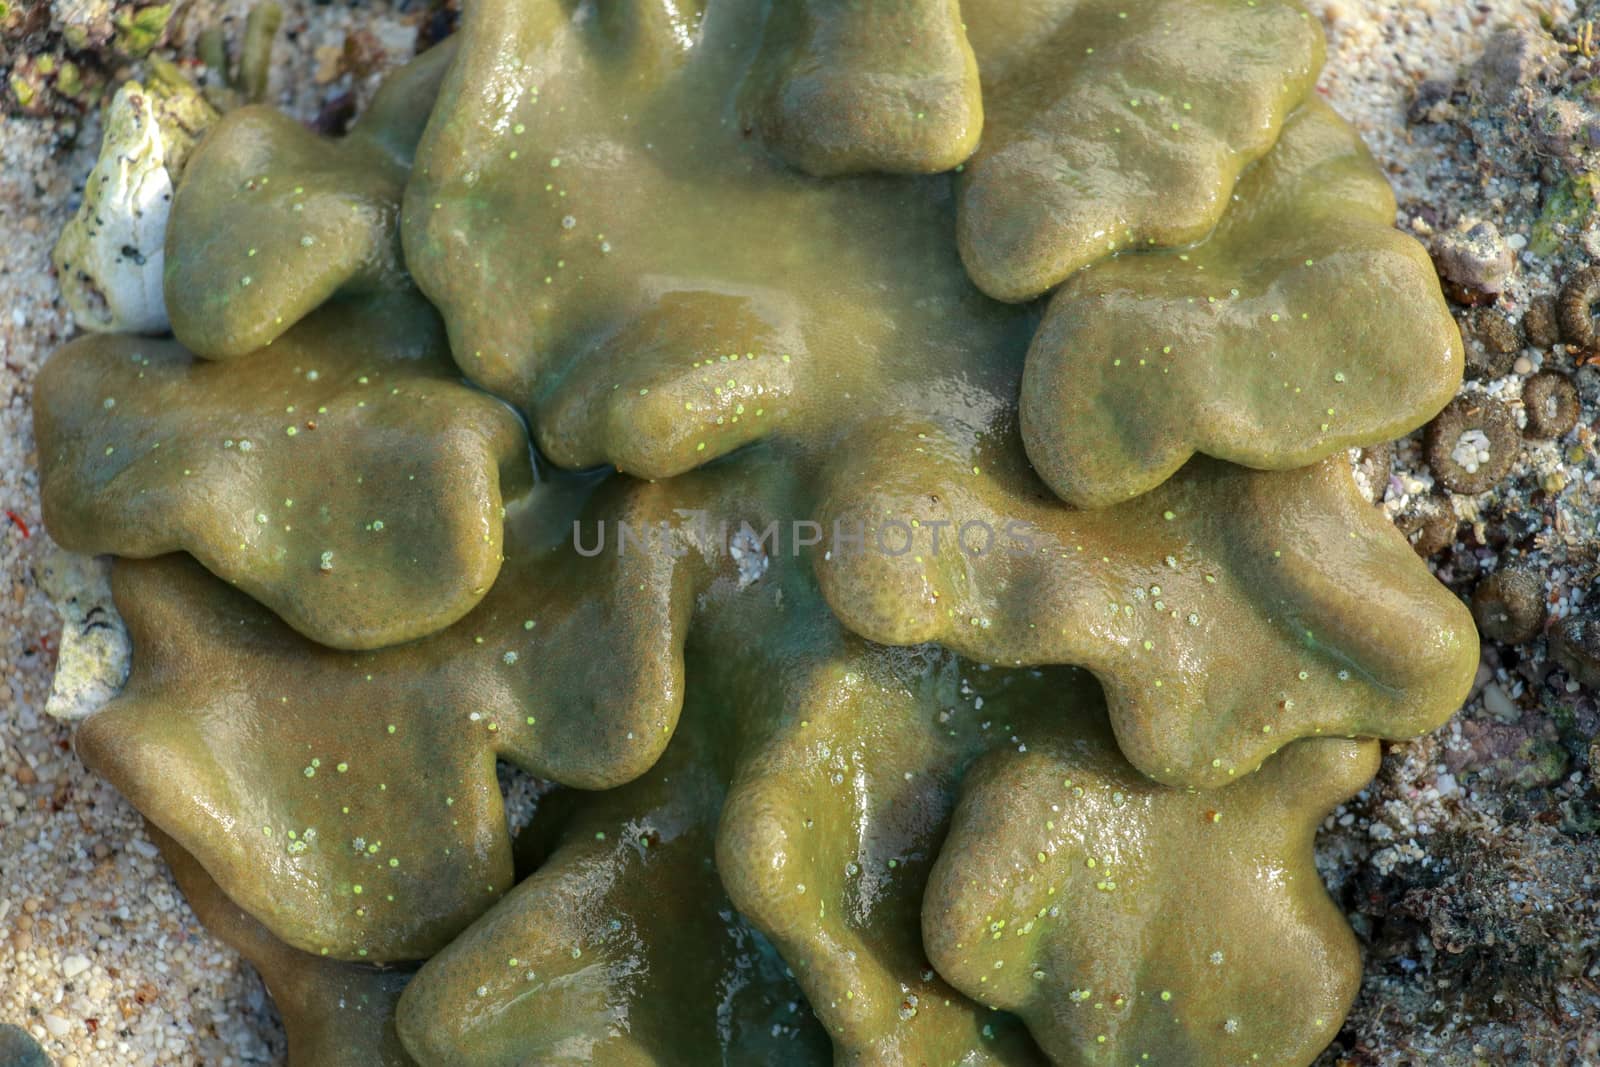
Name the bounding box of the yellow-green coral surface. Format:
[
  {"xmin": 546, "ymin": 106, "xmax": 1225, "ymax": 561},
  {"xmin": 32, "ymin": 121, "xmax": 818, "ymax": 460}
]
[
  {"xmin": 39, "ymin": 2, "xmax": 1482, "ymax": 1064},
  {"xmin": 164, "ymin": 39, "xmax": 456, "ymax": 358},
  {"xmin": 1019, "ymin": 101, "xmax": 1464, "ymax": 508},
  {"xmin": 36, "ymin": 294, "xmax": 528, "ymax": 650},
  {"xmin": 152, "ymin": 826, "xmax": 418, "ymax": 1066},
  {"xmin": 956, "ymin": 0, "xmax": 1325, "ymax": 303},
  {"xmin": 926, "ymin": 725, "xmax": 1377, "ymax": 1066}
]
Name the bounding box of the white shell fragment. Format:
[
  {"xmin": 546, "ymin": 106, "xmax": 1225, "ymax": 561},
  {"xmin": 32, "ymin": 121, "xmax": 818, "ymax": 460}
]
[
  {"xmin": 35, "ymin": 545, "xmax": 130, "ymax": 722},
  {"xmin": 52, "ymin": 81, "xmax": 179, "ymax": 334}
]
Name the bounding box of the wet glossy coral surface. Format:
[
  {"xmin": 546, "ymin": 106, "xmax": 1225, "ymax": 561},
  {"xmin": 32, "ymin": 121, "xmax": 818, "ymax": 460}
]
[
  {"xmin": 35, "ymin": 1, "xmax": 1480, "ymax": 1064},
  {"xmin": 36, "ymin": 294, "xmax": 527, "ymax": 650}
]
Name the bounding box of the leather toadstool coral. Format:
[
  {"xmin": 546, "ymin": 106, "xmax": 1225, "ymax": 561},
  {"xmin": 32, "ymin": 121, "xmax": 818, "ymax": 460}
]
[{"xmin": 39, "ymin": 1, "xmax": 1479, "ymax": 1064}]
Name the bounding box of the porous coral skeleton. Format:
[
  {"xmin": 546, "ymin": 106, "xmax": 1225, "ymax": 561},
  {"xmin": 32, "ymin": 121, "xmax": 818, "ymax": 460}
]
[{"xmin": 39, "ymin": 1, "xmax": 1477, "ymax": 1064}]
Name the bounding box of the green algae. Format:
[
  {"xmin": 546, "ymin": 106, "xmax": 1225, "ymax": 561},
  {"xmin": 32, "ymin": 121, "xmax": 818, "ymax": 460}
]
[
  {"xmin": 35, "ymin": 294, "xmax": 527, "ymax": 650},
  {"xmin": 1530, "ymin": 171, "xmax": 1600, "ymax": 257},
  {"xmin": 113, "ymin": 2, "xmax": 171, "ymax": 57}
]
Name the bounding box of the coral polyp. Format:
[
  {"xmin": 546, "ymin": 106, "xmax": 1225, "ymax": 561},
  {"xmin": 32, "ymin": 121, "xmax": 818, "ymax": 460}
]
[{"xmin": 37, "ymin": 1, "xmax": 1476, "ymax": 1063}]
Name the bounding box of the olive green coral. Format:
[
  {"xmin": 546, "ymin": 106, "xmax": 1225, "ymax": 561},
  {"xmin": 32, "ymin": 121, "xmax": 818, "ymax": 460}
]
[
  {"xmin": 38, "ymin": 2, "xmax": 1483, "ymax": 1064},
  {"xmin": 925, "ymin": 721, "xmax": 1376, "ymax": 1066},
  {"xmin": 401, "ymin": 0, "xmax": 1029, "ymax": 477},
  {"xmin": 397, "ymin": 688, "xmax": 830, "ymax": 1065},
  {"xmin": 750, "ymin": 0, "xmax": 981, "ymax": 176},
  {"xmin": 164, "ymin": 40, "xmax": 454, "ymax": 359},
  {"xmin": 152, "ymin": 827, "xmax": 417, "ymax": 1066},
  {"xmin": 75, "ymin": 477, "xmax": 705, "ymax": 959},
  {"xmin": 955, "ymin": 0, "xmax": 1325, "ymax": 302},
  {"xmin": 1019, "ymin": 101, "xmax": 1463, "ymax": 508},
  {"xmin": 815, "ymin": 422, "xmax": 1476, "ymax": 788},
  {"xmin": 35, "ymin": 294, "xmax": 527, "ymax": 650},
  {"xmin": 711, "ymin": 577, "xmax": 1049, "ymax": 1065}
]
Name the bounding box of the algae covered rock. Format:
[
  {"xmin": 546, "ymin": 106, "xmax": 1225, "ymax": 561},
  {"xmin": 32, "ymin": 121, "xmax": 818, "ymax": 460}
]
[
  {"xmin": 34, "ymin": 546, "xmax": 129, "ymax": 722},
  {"xmin": 38, "ymin": 2, "xmax": 1481, "ymax": 1063},
  {"xmin": 52, "ymin": 65, "xmax": 219, "ymax": 334}
]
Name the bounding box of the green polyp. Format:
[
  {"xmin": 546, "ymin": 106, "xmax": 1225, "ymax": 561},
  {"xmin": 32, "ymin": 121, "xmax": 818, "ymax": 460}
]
[
  {"xmin": 10, "ymin": 71, "xmax": 35, "ymax": 109},
  {"xmin": 955, "ymin": 0, "xmax": 1325, "ymax": 302},
  {"xmin": 152, "ymin": 827, "xmax": 418, "ymax": 1066},
  {"xmin": 925, "ymin": 719, "xmax": 1377, "ymax": 1066},
  {"xmin": 237, "ymin": 2, "xmax": 284, "ymax": 103},
  {"xmin": 748, "ymin": 0, "xmax": 982, "ymax": 177},
  {"xmin": 165, "ymin": 40, "xmax": 455, "ymax": 359},
  {"xmin": 1020, "ymin": 101, "xmax": 1464, "ymax": 509},
  {"xmin": 34, "ymin": 293, "xmax": 528, "ymax": 651},
  {"xmin": 198, "ymin": 25, "xmax": 229, "ymax": 83},
  {"xmin": 813, "ymin": 422, "xmax": 1478, "ymax": 789},
  {"xmin": 55, "ymin": 60, "xmax": 83, "ymax": 99}
]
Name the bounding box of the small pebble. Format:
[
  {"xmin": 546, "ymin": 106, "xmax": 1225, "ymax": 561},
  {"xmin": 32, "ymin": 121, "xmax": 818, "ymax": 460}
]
[
  {"xmin": 1435, "ymin": 221, "xmax": 1514, "ymax": 294},
  {"xmin": 1552, "ymin": 611, "xmax": 1600, "ymax": 691},
  {"xmin": 1471, "ymin": 564, "xmax": 1545, "ymax": 645},
  {"xmin": 1394, "ymin": 494, "xmax": 1457, "ymax": 558}
]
